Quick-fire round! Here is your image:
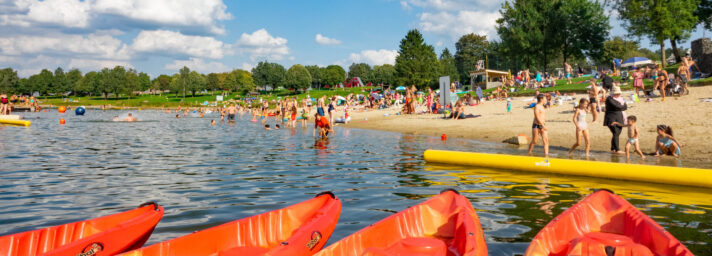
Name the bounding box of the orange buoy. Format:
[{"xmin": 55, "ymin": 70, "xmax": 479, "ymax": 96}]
[
  {"xmin": 58, "ymin": 106, "xmax": 66, "ymax": 113},
  {"xmin": 59, "ymin": 118, "xmax": 65, "ymax": 124},
  {"xmin": 441, "ymin": 134, "xmax": 447, "ymax": 140}
]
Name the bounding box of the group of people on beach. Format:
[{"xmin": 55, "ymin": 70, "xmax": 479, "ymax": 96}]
[{"xmin": 527, "ymin": 65, "xmax": 684, "ymax": 159}]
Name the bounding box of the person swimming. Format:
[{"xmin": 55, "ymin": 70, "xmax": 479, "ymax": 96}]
[
  {"xmin": 121, "ymin": 113, "xmax": 138, "ymax": 122},
  {"xmin": 112, "ymin": 116, "xmax": 119, "ymax": 122}
]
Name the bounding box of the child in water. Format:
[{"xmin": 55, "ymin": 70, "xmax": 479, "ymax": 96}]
[
  {"xmin": 264, "ymin": 124, "xmax": 271, "ymax": 130},
  {"xmin": 612, "ymin": 116, "xmax": 645, "ymax": 159},
  {"xmin": 275, "ymin": 124, "xmax": 281, "ymax": 130},
  {"xmin": 568, "ymin": 98, "xmax": 590, "ymax": 156}
]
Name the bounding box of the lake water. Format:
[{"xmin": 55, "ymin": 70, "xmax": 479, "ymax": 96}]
[{"xmin": 1, "ymin": 110, "xmax": 711, "ymax": 255}]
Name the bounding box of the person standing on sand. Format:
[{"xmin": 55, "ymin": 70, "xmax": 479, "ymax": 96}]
[
  {"xmin": 632, "ymin": 67, "xmax": 645, "ymax": 98},
  {"xmin": 564, "ymin": 62, "xmax": 573, "ymax": 85},
  {"xmin": 654, "ymin": 65, "xmax": 669, "ymax": 101},
  {"xmin": 604, "ymin": 86, "xmax": 627, "ymax": 154},
  {"xmin": 587, "ymin": 79, "xmax": 600, "ymax": 122},
  {"xmin": 528, "ymin": 94, "xmax": 549, "ymax": 156},
  {"xmin": 677, "ymin": 63, "xmax": 690, "ymax": 95}
]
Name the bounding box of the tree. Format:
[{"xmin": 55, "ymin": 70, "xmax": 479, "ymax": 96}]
[
  {"xmin": 207, "ymin": 73, "xmax": 221, "ymax": 93},
  {"xmin": 152, "ymin": 75, "xmax": 172, "ymax": 94},
  {"xmin": 138, "ymin": 72, "xmax": 151, "ymax": 92},
  {"xmin": 174, "ymin": 66, "xmax": 191, "ymax": 98},
  {"xmin": 284, "ymin": 64, "xmax": 312, "ymax": 91},
  {"xmin": 230, "ymin": 69, "xmax": 255, "ymax": 93},
  {"xmin": 29, "ymin": 69, "xmax": 53, "ymax": 96},
  {"xmin": 65, "ymin": 69, "xmax": 83, "ymax": 95},
  {"xmin": 455, "ymin": 33, "xmax": 489, "ymax": 82},
  {"xmin": 75, "ymin": 71, "xmax": 98, "ymax": 96},
  {"xmin": 696, "ymin": 0, "xmax": 712, "ymax": 30},
  {"xmin": 372, "ymin": 64, "xmax": 396, "ymax": 85},
  {"xmin": 601, "ymin": 37, "xmax": 641, "ymax": 64},
  {"xmin": 251, "ymin": 61, "xmax": 285, "ymax": 91},
  {"xmin": 52, "ymin": 67, "xmax": 66, "ymax": 95},
  {"xmin": 558, "ymin": 0, "xmax": 609, "ymax": 63},
  {"xmin": 187, "ymin": 71, "xmax": 206, "ymax": 97},
  {"xmin": 123, "ymin": 68, "xmax": 140, "ymax": 97},
  {"xmin": 305, "ymin": 65, "xmax": 322, "ymax": 88},
  {"xmin": 322, "ymin": 65, "xmax": 346, "ymax": 87},
  {"xmin": 439, "ymin": 48, "xmax": 459, "ymax": 82},
  {"xmin": 394, "ymin": 29, "xmax": 439, "ymax": 88},
  {"xmin": 616, "ymin": 0, "xmax": 700, "ymax": 67},
  {"xmin": 0, "ymin": 68, "xmax": 19, "ymax": 94},
  {"xmin": 348, "ymin": 63, "xmax": 372, "ymax": 82}
]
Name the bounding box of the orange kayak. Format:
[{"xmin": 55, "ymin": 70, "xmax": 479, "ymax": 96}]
[
  {"xmin": 315, "ymin": 189, "xmax": 487, "ymax": 256},
  {"xmin": 525, "ymin": 189, "xmax": 693, "ymax": 256},
  {"xmin": 119, "ymin": 191, "xmax": 341, "ymax": 256},
  {"xmin": 0, "ymin": 202, "xmax": 164, "ymax": 256}
]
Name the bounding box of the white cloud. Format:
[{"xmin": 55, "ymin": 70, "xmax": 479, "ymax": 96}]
[
  {"xmin": 164, "ymin": 57, "xmax": 229, "ymax": 73},
  {"xmin": 93, "ymin": 0, "xmax": 232, "ymax": 35},
  {"xmin": 131, "ymin": 30, "xmax": 229, "ymax": 59},
  {"xmin": 400, "ymin": 1, "xmax": 411, "ymax": 10},
  {"xmin": 236, "ymin": 29, "xmax": 289, "ymax": 61},
  {"xmin": 347, "ymin": 49, "xmax": 398, "ymax": 66},
  {"xmin": 406, "ymin": 0, "xmax": 503, "ymax": 12},
  {"xmin": 0, "ymin": 32, "xmax": 130, "ymax": 59},
  {"xmin": 419, "ymin": 10, "xmax": 500, "ymax": 40},
  {"xmin": 240, "ymin": 62, "xmax": 253, "ymax": 71},
  {"xmin": 1, "ymin": 0, "xmax": 232, "ymax": 34},
  {"xmin": 315, "ymin": 34, "xmax": 342, "ymax": 45},
  {"xmin": 26, "ymin": 0, "xmax": 91, "ymax": 28}
]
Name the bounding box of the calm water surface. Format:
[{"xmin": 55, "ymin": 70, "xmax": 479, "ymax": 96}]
[{"xmin": 1, "ymin": 110, "xmax": 711, "ymax": 255}]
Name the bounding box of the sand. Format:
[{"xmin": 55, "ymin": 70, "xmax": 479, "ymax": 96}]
[{"xmin": 338, "ymin": 86, "xmax": 712, "ymax": 163}]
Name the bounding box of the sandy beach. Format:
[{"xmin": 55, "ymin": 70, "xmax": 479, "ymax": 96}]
[{"xmin": 340, "ymin": 86, "xmax": 712, "ymax": 163}]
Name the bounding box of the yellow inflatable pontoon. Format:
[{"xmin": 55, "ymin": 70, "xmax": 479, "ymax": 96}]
[
  {"xmin": 0, "ymin": 115, "xmax": 30, "ymax": 126},
  {"xmin": 424, "ymin": 150, "xmax": 712, "ymax": 188}
]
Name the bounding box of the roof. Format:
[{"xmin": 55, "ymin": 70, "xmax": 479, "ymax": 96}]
[{"xmin": 469, "ymin": 69, "xmax": 509, "ymax": 76}]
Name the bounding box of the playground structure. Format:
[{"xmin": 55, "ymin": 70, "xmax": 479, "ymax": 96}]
[{"xmin": 469, "ymin": 69, "xmax": 510, "ymax": 90}]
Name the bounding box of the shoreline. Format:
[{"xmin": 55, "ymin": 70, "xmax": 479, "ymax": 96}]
[{"xmin": 341, "ymin": 86, "xmax": 712, "ymax": 166}]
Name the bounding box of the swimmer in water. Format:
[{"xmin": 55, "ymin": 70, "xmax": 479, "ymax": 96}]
[
  {"xmin": 210, "ymin": 120, "xmax": 216, "ymax": 126},
  {"xmin": 121, "ymin": 113, "xmax": 138, "ymax": 122},
  {"xmin": 275, "ymin": 124, "xmax": 281, "ymax": 130},
  {"xmin": 175, "ymin": 114, "xmax": 180, "ymax": 119},
  {"xmin": 112, "ymin": 116, "xmax": 119, "ymax": 122},
  {"xmin": 264, "ymin": 124, "xmax": 271, "ymax": 130}
]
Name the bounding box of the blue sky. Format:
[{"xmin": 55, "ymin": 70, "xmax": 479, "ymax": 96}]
[{"xmin": 0, "ymin": 0, "xmax": 708, "ymax": 78}]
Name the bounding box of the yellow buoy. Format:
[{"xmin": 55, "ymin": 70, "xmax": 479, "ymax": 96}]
[{"xmin": 424, "ymin": 150, "xmax": 712, "ymax": 188}]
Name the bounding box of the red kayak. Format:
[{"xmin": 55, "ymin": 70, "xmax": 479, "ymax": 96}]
[
  {"xmin": 525, "ymin": 189, "xmax": 693, "ymax": 256},
  {"xmin": 119, "ymin": 191, "xmax": 341, "ymax": 256},
  {"xmin": 0, "ymin": 202, "xmax": 164, "ymax": 256},
  {"xmin": 315, "ymin": 189, "xmax": 488, "ymax": 256}
]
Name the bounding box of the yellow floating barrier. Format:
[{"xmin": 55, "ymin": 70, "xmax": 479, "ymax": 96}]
[
  {"xmin": 424, "ymin": 150, "xmax": 712, "ymax": 188},
  {"xmin": 0, "ymin": 119, "xmax": 31, "ymax": 126}
]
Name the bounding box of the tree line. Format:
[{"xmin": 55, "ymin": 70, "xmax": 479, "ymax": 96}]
[{"xmin": 2, "ymin": 0, "xmax": 709, "ymax": 95}]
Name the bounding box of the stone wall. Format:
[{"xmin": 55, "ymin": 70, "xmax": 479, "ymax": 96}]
[{"xmin": 691, "ymin": 38, "xmax": 712, "ymax": 74}]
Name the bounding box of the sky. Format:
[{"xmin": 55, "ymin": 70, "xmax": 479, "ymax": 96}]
[{"xmin": 0, "ymin": 0, "xmax": 709, "ymax": 78}]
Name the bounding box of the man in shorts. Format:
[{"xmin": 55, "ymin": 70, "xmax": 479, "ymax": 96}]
[{"xmin": 226, "ymin": 104, "xmax": 237, "ymax": 122}]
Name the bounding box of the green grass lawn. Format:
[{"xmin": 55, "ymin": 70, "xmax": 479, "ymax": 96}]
[
  {"xmin": 480, "ymin": 71, "xmax": 712, "ymax": 97},
  {"xmin": 40, "ymin": 86, "xmax": 381, "ymax": 108}
]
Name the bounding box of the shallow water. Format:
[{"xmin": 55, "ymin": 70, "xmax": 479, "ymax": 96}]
[{"xmin": 1, "ymin": 110, "xmax": 711, "ymax": 255}]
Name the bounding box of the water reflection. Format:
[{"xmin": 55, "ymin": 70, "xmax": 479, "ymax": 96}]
[{"xmin": 0, "ymin": 110, "xmax": 709, "ymax": 255}]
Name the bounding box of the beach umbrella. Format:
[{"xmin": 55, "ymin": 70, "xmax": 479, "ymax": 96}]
[
  {"xmin": 621, "ymin": 57, "xmax": 653, "ymax": 68},
  {"xmin": 396, "ymin": 86, "xmax": 406, "ymax": 91}
]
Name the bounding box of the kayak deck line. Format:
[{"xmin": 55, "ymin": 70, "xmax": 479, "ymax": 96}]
[{"xmin": 423, "ymin": 150, "xmax": 712, "ymax": 188}]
